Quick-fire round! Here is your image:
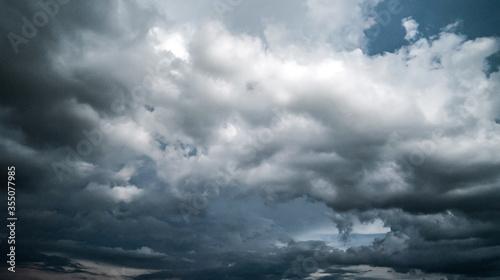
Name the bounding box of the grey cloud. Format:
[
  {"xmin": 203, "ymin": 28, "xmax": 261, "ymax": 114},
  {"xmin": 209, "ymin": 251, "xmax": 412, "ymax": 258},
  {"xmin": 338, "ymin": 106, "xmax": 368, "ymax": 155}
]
[{"xmin": 1, "ymin": 0, "xmax": 500, "ymax": 279}]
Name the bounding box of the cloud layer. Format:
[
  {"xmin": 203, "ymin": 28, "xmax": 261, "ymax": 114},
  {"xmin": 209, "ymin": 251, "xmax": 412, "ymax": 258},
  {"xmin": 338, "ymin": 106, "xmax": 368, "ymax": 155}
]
[{"xmin": 1, "ymin": 0, "xmax": 500, "ymax": 279}]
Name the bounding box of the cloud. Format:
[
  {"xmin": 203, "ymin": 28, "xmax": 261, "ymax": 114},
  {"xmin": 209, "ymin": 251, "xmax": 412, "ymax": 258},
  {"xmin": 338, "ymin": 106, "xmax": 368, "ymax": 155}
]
[
  {"xmin": 402, "ymin": 17, "xmax": 419, "ymax": 41},
  {"xmin": 1, "ymin": 1, "xmax": 500, "ymax": 279},
  {"xmin": 85, "ymin": 183, "xmax": 144, "ymax": 203}
]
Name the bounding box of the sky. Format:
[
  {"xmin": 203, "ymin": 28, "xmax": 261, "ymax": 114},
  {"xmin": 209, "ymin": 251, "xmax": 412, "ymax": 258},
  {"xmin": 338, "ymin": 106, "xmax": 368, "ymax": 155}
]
[{"xmin": 1, "ymin": 0, "xmax": 500, "ymax": 279}]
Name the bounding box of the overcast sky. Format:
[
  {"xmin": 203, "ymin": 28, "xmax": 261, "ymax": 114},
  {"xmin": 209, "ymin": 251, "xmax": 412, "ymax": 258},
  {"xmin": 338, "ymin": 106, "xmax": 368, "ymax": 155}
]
[{"xmin": 1, "ymin": 0, "xmax": 500, "ymax": 279}]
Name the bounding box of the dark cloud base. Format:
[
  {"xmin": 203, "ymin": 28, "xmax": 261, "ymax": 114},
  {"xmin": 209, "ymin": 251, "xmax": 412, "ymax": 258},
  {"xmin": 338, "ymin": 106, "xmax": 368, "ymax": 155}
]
[{"xmin": 1, "ymin": 0, "xmax": 500, "ymax": 279}]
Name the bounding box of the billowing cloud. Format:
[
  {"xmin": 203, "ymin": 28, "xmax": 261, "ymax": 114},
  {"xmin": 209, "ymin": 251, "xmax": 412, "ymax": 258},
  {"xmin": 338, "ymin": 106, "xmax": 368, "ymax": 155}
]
[
  {"xmin": 402, "ymin": 16, "xmax": 419, "ymax": 41},
  {"xmin": 1, "ymin": 0, "xmax": 500, "ymax": 279}
]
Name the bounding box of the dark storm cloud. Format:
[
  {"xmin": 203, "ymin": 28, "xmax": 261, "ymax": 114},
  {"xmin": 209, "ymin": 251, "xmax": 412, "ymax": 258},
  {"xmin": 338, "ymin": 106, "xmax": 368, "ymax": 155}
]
[
  {"xmin": 0, "ymin": 0, "xmax": 182, "ymax": 277},
  {"xmin": 1, "ymin": 0, "xmax": 500, "ymax": 279},
  {"xmin": 0, "ymin": 0, "xmax": 168, "ymax": 187}
]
